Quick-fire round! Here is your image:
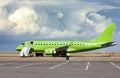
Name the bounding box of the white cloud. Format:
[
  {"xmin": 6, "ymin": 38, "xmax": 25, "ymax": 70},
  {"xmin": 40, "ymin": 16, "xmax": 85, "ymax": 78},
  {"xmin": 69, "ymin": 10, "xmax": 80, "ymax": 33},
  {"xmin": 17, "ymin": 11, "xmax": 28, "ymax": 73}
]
[
  {"xmin": 8, "ymin": 7, "xmax": 40, "ymax": 35},
  {"xmin": 0, "ymin": 19, "xmax": 8, "ymax": 31},
  {"xmin": 0, "ymin": 0, "xmax": 118, "ymax": 39},
  {"xmin": 0, "ymin": 7, "xmax": 8, "ymax": 18},
  {"xmin": 56, "ymin": 12, "xmax": 64, "ymax": 18},
  {"xmin": 0, "ymin": 7, "xmax": 13, "ymax": 33},
  {"xmin": 118, "ymin": 32, "xmax": 120, "ymax": 36},
  {"xmin": 0, "ymin": 0, "xmax": 13, "ymax": 7},
  {"xmin": 40, "ymin": 29, "xmax": 78, "ymax": 39},
  {"xmin": 86, "ymin": 12, "xmax": 111, "ymax": 33}
]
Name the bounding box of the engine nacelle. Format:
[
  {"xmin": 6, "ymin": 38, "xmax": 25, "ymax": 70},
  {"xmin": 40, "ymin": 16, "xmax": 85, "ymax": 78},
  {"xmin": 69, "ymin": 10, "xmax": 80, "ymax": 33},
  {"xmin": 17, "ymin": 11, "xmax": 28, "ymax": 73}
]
[{"xmin": 45, "ymin": 48, "xmax": 56, "ymax": 55}]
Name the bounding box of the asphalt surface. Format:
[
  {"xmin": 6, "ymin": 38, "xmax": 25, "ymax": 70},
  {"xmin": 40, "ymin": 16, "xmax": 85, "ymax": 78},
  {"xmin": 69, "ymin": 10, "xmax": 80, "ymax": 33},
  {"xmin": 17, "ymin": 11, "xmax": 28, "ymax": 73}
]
[{"xmin": 0, "ymin": 61, "xmax": 120, "ymax": 78}]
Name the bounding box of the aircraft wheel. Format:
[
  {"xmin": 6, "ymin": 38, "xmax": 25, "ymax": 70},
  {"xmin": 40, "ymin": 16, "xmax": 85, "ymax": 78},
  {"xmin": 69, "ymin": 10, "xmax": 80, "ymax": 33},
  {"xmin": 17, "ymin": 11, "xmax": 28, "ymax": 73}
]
[
  {"xmin": 60, "ymin": 52, "xmax": 66, "ymax": 57},
  {"xmin": 36, "ymin": 53, "xmax": 44, "ymax": 57},
  {"xmin": 30, "ymin": 54, "xmax": 33, "ymax": 57}
]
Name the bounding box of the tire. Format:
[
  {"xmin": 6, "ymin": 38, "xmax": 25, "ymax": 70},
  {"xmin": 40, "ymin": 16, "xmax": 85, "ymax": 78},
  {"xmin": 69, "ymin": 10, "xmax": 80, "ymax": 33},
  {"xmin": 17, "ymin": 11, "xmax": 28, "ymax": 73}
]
[{"xmin": 36, "ymin": 53, "xmax": 44, "ymax": 57}]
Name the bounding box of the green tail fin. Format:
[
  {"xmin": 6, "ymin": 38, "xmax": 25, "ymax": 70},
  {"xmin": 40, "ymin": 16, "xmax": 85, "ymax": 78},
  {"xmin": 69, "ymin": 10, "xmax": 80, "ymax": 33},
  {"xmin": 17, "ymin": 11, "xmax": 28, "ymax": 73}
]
[{"xmin": 92, "ymin": 23, "xmax": 115, "ymax": 42}]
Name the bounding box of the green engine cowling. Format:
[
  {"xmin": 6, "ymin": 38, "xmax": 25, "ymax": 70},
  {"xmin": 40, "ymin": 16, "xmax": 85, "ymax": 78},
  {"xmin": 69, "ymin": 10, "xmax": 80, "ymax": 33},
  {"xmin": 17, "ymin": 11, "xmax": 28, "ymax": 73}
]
[{"xmin": 45, "ymin": 48, "xmax": 55, "ymax": 55}]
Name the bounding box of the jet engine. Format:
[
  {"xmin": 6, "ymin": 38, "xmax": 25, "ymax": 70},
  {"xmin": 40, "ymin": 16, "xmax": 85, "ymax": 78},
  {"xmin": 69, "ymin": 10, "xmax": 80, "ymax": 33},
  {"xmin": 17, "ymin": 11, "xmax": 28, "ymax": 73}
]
[{"xmin": 45, "ymin": 48, "xmax": 56, "ymax": 55}]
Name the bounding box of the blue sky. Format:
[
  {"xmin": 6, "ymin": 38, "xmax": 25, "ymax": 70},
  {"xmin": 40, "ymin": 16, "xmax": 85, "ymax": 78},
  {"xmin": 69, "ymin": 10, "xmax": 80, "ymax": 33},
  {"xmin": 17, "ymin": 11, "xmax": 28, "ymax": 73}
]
[{"xmin": 0, "ymin": 0, "xmax": 120, "ymax": 52}]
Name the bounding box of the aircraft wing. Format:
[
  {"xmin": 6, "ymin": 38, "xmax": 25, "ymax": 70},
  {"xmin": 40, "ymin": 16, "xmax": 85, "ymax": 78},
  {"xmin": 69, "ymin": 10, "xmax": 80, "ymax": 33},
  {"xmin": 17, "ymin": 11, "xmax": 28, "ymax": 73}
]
[
  {"xmin": 52, "ymin": 40, "xmax": 74, "ymax": 56},
  {"xmin": 55, "ymin": 40, "xmax": 74, "ymax": 52},
  {"xmin": 55, "ymin": 46, "xmax": 69, "ymax": 52}
]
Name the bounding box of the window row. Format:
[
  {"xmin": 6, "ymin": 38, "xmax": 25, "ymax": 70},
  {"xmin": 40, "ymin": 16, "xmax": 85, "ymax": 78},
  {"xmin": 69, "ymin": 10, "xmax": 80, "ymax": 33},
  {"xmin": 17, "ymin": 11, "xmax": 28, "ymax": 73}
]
[{"xmin": 34, "ymin": 43, "xmax": 85, "ymax": 46}]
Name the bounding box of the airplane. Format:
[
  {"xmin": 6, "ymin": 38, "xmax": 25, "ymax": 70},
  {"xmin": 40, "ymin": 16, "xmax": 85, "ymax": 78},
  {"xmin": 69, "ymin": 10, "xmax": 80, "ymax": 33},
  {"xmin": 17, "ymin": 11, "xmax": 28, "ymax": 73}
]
[{"xmin": 16, "ymin": 23, "xmax": 116, "ymax": 57}]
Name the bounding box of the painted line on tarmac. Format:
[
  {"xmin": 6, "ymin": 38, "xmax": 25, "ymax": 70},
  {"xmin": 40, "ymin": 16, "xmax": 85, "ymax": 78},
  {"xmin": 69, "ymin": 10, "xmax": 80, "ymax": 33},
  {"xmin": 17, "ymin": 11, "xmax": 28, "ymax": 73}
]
[
  {"xmin": 0, "ymin": 62, "xmax": 17, "ymax": 66},
  {"xmin": 14, "ymin": 62, "xmax": 46, "ymax": 69},
  {"xmin": 110, "ymin": 62, "xmax": 120, "ymax": 70},
  {"xmin": 116, "ymin": 66, "xmax": 120, "ymax": 70},
  {"xmin": 85, "ymin": 62, "xmax": 90, "ymax": 70},
  {"xmin": 49, "ymin": 62, "xmax": 67, "ymax": 69},
  {"xmin": 110, "ymin": 62, "xmax": 116, "ymax": 66}
]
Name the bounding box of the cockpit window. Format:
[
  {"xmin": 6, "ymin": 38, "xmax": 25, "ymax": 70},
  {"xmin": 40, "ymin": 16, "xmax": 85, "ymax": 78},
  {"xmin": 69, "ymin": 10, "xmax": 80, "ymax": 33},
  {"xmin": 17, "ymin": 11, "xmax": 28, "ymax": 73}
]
[{"xmin": 21, "ymin": 43, "xmax": 25, "ymax": 45}]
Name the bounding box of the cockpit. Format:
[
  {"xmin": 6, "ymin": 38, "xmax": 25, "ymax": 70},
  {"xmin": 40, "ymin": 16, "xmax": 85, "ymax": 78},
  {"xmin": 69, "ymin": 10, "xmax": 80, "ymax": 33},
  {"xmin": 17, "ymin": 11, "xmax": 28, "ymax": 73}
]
[
  {"xmin": 16, "ymin": 42, "xmax": 25, "ymax": 51},
  {"xmin": 21, "ymin": 43, "xmax": 25, "ymax": 45},
  {"xmin": 16, "ymin": 41, "xmax": 33, "ymax": 51}
]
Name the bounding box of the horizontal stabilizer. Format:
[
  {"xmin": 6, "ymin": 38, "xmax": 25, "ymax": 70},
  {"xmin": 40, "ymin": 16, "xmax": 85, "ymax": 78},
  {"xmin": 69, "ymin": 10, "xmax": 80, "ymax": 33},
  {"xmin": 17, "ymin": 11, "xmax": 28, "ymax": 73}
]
[{"xmin": 101, "ymin": 42, "xmax": 116, "ymax": 47}]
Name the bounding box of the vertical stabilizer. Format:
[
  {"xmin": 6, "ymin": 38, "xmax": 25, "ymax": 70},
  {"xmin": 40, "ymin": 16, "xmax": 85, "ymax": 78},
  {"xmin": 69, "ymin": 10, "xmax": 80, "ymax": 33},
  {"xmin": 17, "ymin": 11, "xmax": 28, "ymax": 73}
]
[{"xmin": 92, "ymin": 23, "xmax": 115, "ymax": 42}]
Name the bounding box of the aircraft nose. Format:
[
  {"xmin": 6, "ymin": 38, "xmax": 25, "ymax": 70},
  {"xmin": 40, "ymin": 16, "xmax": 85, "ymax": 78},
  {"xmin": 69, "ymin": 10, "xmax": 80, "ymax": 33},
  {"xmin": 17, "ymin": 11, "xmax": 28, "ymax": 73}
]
[
  {"xmin": 16, "ymin": 46, "xmax": 20, "ymax": 51},
  {"xmin": 16, "ymin": 47, "xmax": 18, "ymax": 51}
]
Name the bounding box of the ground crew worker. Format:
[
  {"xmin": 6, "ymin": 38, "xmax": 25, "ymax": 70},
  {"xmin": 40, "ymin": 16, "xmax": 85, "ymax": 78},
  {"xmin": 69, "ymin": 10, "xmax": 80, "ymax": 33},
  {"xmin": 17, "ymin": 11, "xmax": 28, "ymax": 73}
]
[{"xmin": 66, "ymin": 53, "xmax": 70, "ymax": 62}]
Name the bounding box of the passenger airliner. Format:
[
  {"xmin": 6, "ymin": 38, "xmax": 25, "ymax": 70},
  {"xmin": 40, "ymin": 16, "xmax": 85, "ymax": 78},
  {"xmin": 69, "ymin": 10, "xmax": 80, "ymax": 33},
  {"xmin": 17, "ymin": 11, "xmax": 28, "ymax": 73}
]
[{"xmin": 16, "ymin": 23, "xmax": 116, "ymax": 57}]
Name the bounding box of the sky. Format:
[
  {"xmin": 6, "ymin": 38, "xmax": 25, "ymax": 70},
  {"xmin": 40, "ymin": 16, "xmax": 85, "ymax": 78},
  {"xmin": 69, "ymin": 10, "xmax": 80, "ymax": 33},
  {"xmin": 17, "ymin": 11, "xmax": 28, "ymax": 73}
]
[{"xmin": 0, "ymin": 0, "xmax": 120, "ymax": 52}]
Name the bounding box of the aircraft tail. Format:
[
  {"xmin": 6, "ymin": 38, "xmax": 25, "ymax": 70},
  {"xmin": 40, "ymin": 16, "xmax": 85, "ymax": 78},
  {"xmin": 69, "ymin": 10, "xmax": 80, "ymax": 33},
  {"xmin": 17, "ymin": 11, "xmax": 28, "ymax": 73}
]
[{"xmin": 92, "ymin": 23, "xmax": 115, "ymax": 42}]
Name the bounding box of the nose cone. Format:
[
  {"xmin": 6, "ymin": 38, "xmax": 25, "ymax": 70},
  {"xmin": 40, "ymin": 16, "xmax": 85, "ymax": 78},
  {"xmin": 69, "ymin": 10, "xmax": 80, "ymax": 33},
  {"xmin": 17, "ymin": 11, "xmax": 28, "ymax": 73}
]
[
  {"xmin": 16, "ymin": 46, "xmax": 19, "ymax": 51},
  {"xmin": 16, "ymin": 45, "xmax": 21, "ymax": 51}
]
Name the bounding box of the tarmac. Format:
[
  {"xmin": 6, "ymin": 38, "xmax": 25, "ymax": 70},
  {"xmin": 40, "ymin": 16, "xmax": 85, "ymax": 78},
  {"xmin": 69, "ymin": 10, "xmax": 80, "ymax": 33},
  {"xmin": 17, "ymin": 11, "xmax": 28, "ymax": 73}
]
[
  {"xmin": 0, "ymin": 52, "xmax": 120, "ymax": 78},
  {"xmin": 0, "ymin": 61, "xmax": 120, "ymax": 78},
  {"xmin": 0, "ymin": 52, "xmax": 120, "ymax": 61}
]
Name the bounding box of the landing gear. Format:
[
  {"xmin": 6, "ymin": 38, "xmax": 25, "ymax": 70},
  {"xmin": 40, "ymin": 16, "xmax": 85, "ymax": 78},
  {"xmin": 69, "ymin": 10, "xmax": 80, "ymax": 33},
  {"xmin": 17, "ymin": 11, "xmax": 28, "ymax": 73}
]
[
  {"xmin": 30, "ymin": 54, "xmax": 33, "ymax": 57},
  {"xmin": 35, "ymin": 53, "xmax": 44, "ymax": 57},
  {"xmin": 52, "ymin": 51, "xmax": 66, "ymax": 57},
  {"xmin": 52, "ymin": 53, "xmax": 60, "ymax": 57},
  {"xmin": 60, "ymin": 52, "xmax": 67, "ymax": 57},
  {"xmin": 29, "ymin": 49, "xmax": 34, "ymax": 57}
]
